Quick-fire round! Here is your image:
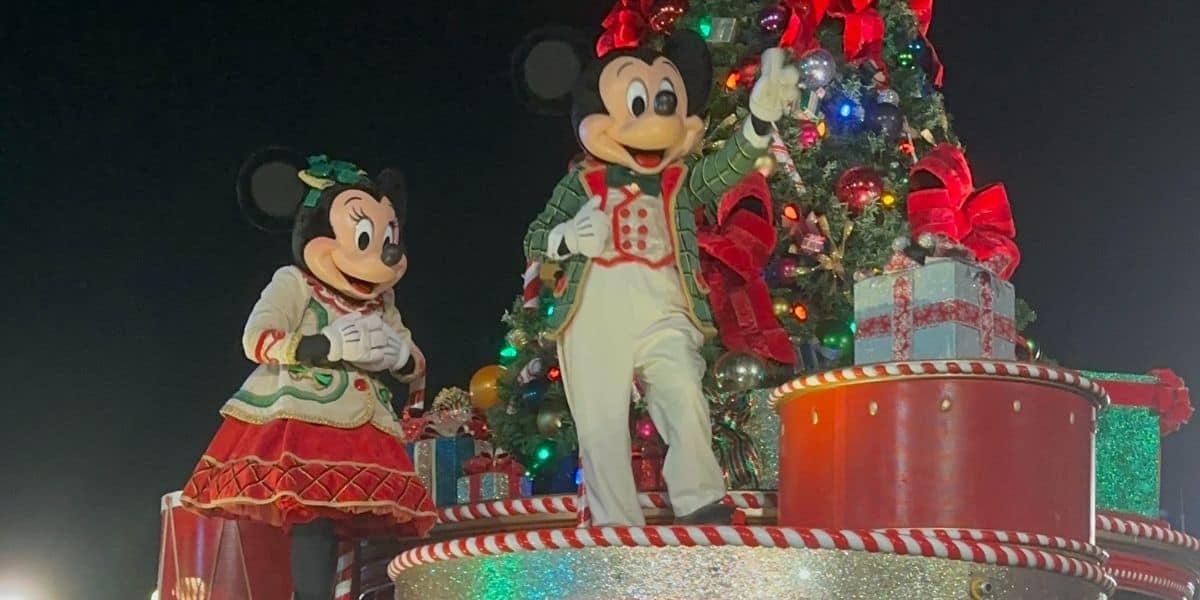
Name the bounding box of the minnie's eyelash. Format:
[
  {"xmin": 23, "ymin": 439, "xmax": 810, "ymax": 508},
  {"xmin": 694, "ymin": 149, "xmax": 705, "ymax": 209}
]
[{"xmin": 350, "ymin": 207, "xmax": 369, "ymax": 222}]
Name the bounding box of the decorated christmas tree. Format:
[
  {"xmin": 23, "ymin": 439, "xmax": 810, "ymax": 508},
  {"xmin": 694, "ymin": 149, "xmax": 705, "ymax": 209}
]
[{"xmin": 473, "ymin": 0, "xmax": 1035, "ymax": 486}]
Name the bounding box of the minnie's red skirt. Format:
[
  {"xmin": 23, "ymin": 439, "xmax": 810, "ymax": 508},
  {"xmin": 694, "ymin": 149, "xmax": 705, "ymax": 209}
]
[{"xmin": 181, "ymin": 417, "xmax": 436, "ymax": 539}]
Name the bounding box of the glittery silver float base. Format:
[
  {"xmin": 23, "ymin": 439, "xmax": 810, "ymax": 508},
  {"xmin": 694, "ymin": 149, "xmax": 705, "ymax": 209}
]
[{"xmin": 391, "ymin": 546, "xmax": 1108, "ymax": 599}]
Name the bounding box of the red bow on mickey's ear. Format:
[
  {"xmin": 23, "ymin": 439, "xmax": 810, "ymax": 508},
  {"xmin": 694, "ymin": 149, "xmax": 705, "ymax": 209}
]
[
  {"xmin": 827, "ymin": 0, "xmax": 885, "ymax": 66},
  {"xmin": 597, "ymin": 0, "xmax": 654, "ymax": 57},
  {"xmin": 907, "ymin": 144, "xmax": 1021, "ymax": 279}
]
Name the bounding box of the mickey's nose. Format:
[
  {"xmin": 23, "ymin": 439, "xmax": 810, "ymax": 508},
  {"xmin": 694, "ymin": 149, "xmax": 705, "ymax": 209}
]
[
  {"xmin": 654, "ymin": 90, "xmax": 677, "ymax": 116},
  {"xmin": 381, "ymin": 243, "xmax": 404, "ymax": 266}
]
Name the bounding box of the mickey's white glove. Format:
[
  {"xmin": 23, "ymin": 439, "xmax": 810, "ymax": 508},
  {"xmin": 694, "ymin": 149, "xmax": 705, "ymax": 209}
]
[
  {"xmin": 322, "ymin": 313, "xmax": 387, "ymax": 363},
  {"xmin": 748, "ymin": 48, "xmax": 801, "ymax": 124},
  {"xmin": 548, "ymin": 196, "xmax": 609, "ymax": 259},
  {"xmin": 352, "ymin": 326, "xmax": 412, "ymax": 373}
]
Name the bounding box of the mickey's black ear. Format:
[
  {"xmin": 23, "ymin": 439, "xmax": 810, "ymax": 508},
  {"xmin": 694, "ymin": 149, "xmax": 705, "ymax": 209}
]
[
  {"xmin": 237, "ymin": 147, "xmax": 308, "ymax": 232},
  {"xmin": 512, "ymin": 26, "xmax": 592, "ymax": 116},
  {"xmin": 376, "ymin": 168, "xmax": 408, "ymax": 227},
  {"xmin": 663, "ymin": 30, "xmax": 713, "ymax": 116}
]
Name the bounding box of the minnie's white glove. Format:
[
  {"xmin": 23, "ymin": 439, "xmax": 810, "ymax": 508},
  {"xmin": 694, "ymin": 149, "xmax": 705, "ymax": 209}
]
[
  {"xmin": 321, "ymin": 313, "xmax": 387, "ymax": 363},
  {"xmin": 748, "ymin": 48, "xmax": 801, "ymax": 123},
  {"xmin": 547, "ymin": 196, "xmax": 610, "ymax": 259},
  {"xmin": 352, "ymin": 326, "xmax": 412, "ymax": 373}
]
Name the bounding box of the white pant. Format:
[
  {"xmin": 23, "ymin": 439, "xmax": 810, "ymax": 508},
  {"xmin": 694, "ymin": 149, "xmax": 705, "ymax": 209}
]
[{"xmin": 558, "ymin": 262, "xmax": 726, "ymax": 526}]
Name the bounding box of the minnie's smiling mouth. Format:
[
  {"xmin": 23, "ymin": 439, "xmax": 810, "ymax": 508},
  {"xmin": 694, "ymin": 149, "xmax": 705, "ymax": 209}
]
[
  {"xmin": 339, "ymin": 271, "xmax": 377, "ymax": 295},
  {"xmin": 622, "ymin": 145, "xmax": 666, "ymax": 168}
]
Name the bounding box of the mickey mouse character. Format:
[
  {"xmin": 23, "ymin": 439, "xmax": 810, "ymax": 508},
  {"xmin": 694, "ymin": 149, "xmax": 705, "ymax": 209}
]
[
  {"xmin": 520, "ymin": 31, "xmax": 800, "ymax": 526},
  {"xmin": 180, "ymin": 150, "xmax": 435, "ymax": 600}
]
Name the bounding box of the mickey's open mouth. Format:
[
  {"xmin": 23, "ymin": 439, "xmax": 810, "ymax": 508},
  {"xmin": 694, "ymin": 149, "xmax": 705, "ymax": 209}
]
[
  {"xmin": 340, "ymin": 271, "xmax": 377, "ymax": 295},
  {"xmin": 622, "ymin": 146, "xmax": 666, "ymax": 169}
]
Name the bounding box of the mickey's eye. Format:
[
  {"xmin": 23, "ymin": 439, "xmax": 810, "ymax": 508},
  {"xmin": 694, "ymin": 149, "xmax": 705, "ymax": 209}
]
[
  {"xmin": 626, "ymin": 80, "xmax": 648, "ymax": 117},
  {"xmin": 353, "ymin": 216, "xmax": 374, "ymax": 251},
  {"xmin": 659, "ymin": 79, "xmax": 675, "ymax": 94}
]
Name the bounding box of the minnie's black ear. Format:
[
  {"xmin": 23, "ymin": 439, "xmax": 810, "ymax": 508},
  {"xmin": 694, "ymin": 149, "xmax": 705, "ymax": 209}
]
[
  {"xmin": 512, "ymin": 26, "xmax": 592, "ymax": 116},
  {"xmin": 237, "ymin": 147, "xmax": 308, "ymax": 232},
  {"xmin": 663, "ymin": 30, "xmax": 713, "ymax": 116},
  {"xmin": 376, "ymin": 168, "xmax": 408, "ymax": 228}
]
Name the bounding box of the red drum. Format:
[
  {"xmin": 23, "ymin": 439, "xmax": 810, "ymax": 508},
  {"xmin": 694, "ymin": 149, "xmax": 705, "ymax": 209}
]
[
  {"xmin": 773, "ymin": 362, "xmax": 1108, "ymax": 542},
  {"xmin": 157, "ymin": 491, "xmax": 292, "ymax": 600}
]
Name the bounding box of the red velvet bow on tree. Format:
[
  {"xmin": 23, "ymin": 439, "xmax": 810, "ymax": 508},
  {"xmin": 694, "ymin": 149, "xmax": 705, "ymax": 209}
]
[
  {"xmin": 906, "ymin": 0, "xmax": 944, "ymax": 87},
  {"xmin": 827, "ymin": 0, "xmax": 885, "ymax": 66},
  {"xmin": 779, "ymin": 0, "xmax": 829, "ymax": 56},
  {"xmin": 907, "ymin": 144, "xmax": 1021, "ymax": 279},
  {"xmin": 698, "ymin": 173, "xmax": 797, "ymax": 365},
  {"xmin": 1148, "ymin": 369, "xmax": 1193, "ymax": 435},
  {"xmin": 597, "ymin": 0, "xmax": 653, "ymax": 57}
]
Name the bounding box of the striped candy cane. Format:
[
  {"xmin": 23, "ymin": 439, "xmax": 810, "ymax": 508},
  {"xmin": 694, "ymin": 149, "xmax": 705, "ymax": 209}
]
[{"xmin": 523, "ymin": 262, "xmax": 541, "ymax": 309}]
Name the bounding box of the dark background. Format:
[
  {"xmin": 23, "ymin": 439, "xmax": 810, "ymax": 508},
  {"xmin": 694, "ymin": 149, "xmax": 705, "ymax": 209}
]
[{"xmin": 3, "ymin": 2, "xmax": 1199, "ymax": 598}]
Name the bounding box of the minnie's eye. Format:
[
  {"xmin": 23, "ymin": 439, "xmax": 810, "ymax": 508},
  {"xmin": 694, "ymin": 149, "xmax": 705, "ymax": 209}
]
[
  {"xmin": 627, "ymin": 80, "xmax": 648, "ymax": 117},
  {"xmin": 353, "ymin": 217, "xmax": 374, "ymax": 250},
  {"xmin": 383, "ymin": 222, "xmax": 397, "ymax": 246}
]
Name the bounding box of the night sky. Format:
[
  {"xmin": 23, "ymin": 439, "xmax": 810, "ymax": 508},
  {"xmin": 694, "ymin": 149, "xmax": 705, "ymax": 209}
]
[{"xmin": 4, "ymin": 2, "xmax": 1200, "ymax": 598}]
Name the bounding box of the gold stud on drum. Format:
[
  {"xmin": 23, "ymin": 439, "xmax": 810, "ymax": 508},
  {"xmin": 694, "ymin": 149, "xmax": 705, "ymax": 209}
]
[{"xmin": 969, "ymin": 576, "xmax": 995, "ymax": 599}]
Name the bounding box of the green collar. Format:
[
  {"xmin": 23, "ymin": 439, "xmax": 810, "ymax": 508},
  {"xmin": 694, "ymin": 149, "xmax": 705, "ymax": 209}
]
[{"xmin": 605, "ymin": 165, "xmax": 662, "ymax": 196}]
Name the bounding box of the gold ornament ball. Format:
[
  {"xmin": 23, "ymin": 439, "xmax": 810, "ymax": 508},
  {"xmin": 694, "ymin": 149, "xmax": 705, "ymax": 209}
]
[
  {"xmin": 881, "ymin": 192, "xmax": 896, "ymax": 208},
  {"xmin": 469, "ymin": 364, "xmax": 505, "ymax": 410},
  {"xmin": 536, "ymin": 408, "xmax": 565, "ymax": 435}
]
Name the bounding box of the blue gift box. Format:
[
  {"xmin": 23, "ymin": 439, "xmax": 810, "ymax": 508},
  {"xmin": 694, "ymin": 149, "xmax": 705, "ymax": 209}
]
[
  {"xmin": 456, "ymin": 472, "xmax": 533, "ymax": 504},
  {"xmin": 854, "ymin": 257, "xmax": 1017, "ymax": 363},
  {"xmin": 405, "ymin": 438, "xmax": 492, "ymax": 506}
]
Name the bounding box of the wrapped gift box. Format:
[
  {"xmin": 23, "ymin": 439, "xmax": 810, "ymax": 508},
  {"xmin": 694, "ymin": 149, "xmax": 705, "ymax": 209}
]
[
  {"xmin": 854, "ymin": 257, "xmax": 1016, "ymax": 363},
  {"xmin": 1095, "ymin": 406, "xmax": 1160, "ymax": 518},
  {"xmin": 632, "ymin": 451, "xmax": 666, "ymax": 492},
  {"xmin": 1083, "ymin": 369, "xmax": 1191, "ymax": 519},
  {"xmin": 457, "ymin": 472, "xmax": 532, "ymax": 503},
  {"xmin": 456, "ymin": 455, "xmax": 530, "ymax": 503},
  {"xmin": 405, "ymin": 437, "xmax": 492, "ymax": 506}
]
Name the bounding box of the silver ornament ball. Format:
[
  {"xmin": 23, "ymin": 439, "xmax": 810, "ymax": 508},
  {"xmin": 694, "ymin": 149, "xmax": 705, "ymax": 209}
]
[
  {"xmin": 712, "ymin": 351, "xmax": 768, "ymax": 393},
  {"xmin": 917, "ymin": 232, "xmax": 936, "ymax": 249},
  {"xmin": 891, "ymin": 236, "xmax": 911, "ymax": 252},
  {"xmin": 876, "ymin": 88, "xmax": 901, "ymax": 106},
  {"xmin": 798, "ymin": 48, "xmax": 837, "ymax": 89}
]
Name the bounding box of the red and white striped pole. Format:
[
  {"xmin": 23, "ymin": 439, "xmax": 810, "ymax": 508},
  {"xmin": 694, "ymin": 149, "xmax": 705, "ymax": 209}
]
[{"xmin": 334, "ymin": 540, "xmax": 356, "ymax": 600}]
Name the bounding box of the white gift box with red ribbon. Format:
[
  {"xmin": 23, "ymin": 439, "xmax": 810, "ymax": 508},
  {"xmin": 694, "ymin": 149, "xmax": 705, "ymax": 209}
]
[{"xmin": 854, "ymin": 257, "xmax": 1016, "ymax": 363}]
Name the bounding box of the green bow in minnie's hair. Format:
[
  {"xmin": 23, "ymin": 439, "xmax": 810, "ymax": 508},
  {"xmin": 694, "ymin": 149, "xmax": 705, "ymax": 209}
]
[{"xmin": 298, "ymin": 154, "xmax": 370, "ymax": 208}]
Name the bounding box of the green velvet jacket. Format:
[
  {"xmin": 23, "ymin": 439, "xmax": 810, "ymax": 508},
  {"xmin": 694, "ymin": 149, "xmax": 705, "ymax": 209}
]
[{"xmin": 524, "ymin": 126, "xmax": 766, "ymax": 339}]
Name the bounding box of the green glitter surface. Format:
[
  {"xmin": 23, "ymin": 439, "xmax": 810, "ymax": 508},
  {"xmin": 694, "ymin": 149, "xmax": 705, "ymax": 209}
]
[
  {"xmin": 1078, "ymin": 370, "xmax": 1161, "ymax": 384},
  {"xmin": 1094, "ymin": 406, "xmax": 1161, "ymax": 518}
]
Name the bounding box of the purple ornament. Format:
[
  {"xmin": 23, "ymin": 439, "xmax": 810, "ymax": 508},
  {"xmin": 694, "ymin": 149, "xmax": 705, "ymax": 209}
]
[{"xmin": 758, "ymin": 2, "xmax": 790, "ymax": 34}]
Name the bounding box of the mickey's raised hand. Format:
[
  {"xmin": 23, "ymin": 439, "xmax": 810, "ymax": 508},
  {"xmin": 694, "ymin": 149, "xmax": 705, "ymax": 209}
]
[{"xmin": 749, "ymin": 48, "xmax": 801, "ymax": 124}]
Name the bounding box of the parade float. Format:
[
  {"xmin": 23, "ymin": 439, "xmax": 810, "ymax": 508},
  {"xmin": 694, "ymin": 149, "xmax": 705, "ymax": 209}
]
[{"xmin": 156, "ymin": 0, "xmax": 1199, "ymax": 598}]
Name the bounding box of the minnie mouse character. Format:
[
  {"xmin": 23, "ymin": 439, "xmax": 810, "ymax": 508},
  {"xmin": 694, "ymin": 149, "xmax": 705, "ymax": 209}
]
[
  {"xmin": 180, "ymin": 150, "xmax": 435, "ymax": 600},
  {"xmin": 517, "ymin": 31, "xmax": 800, "ymax": 527}
]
